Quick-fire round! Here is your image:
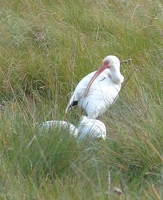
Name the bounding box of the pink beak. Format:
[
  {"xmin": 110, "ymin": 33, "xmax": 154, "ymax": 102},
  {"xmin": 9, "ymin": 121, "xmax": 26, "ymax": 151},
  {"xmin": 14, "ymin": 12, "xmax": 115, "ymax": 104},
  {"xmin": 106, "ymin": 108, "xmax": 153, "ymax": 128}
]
[{"xmin": 84, "ymin": 61, "xmax": 110, "ymax": 97}]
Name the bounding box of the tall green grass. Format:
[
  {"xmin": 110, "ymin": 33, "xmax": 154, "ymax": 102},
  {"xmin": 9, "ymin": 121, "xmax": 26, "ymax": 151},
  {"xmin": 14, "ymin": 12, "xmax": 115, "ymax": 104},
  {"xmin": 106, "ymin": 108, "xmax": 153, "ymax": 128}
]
[{"xmin": 1, "ymin": 0, "xmax": 163, "ymax": 199}]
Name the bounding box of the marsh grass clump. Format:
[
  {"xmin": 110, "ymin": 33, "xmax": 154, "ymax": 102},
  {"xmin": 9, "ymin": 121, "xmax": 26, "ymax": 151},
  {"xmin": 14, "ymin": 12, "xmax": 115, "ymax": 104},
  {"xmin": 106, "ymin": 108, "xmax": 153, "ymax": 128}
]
[{"xmin": 1, "ymin": 105, "xmax": 79, "ymax": 179}]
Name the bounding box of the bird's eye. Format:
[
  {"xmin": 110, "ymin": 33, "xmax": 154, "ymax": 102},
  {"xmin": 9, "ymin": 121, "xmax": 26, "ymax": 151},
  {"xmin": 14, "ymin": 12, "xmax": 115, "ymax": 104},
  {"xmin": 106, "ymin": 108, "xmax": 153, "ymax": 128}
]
[{"xmin": 104, "ymin": 60, "xmax": 109, "ymax": 66}]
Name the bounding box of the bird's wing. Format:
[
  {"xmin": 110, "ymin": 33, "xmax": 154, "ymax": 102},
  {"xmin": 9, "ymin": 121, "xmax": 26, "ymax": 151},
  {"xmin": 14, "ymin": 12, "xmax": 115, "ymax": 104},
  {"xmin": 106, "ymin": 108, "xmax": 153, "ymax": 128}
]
[
  {"xmin": 65, "ymin": 85, "xmax": 86, "ymax": 112},
  {"xmin": 65, "ymin": 71, "xmax": 96, "ymax": 112}
]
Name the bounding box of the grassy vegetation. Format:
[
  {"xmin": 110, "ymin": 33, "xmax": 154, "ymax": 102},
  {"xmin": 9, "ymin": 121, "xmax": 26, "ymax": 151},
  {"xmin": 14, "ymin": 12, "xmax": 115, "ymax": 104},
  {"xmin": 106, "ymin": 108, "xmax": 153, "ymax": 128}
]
[{"xmin": 0, "ymin": 0, "xmax": 163, "ymax": 199}]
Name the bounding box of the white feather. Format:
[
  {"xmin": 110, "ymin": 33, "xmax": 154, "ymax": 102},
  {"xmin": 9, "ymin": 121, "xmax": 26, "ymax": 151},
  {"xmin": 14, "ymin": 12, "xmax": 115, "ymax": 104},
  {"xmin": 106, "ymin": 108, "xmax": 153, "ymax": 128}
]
[{"xmin": 40, "ymin": 120, "xmax": 78, "ymax": 137}]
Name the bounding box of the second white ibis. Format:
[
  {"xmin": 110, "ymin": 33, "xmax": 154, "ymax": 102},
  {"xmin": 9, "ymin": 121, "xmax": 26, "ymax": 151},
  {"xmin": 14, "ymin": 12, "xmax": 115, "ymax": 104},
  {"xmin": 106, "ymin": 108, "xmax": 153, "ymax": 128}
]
[
  {"xmin": 39, "ymin": 116, "xmax": 106, "ymax": 140},
  {"xmin": 65, "ymin": 55, "xmax": 124, "ymax": 119}
]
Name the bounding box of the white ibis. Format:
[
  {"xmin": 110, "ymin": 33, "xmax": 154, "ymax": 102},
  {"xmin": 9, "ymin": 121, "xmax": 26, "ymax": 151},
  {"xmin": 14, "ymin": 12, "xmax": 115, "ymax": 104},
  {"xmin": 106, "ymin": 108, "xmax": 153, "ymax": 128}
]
[
  {"xmin": 40, "ymin": 116, "xmax": 106, "ymax": 140},
  {"xmin": 78, "ymin": 116, "xmax": 106, "ymax": 140},
  {"xmin": 65, "ymin": 55, "xmax": 124, "ymax": 119}
]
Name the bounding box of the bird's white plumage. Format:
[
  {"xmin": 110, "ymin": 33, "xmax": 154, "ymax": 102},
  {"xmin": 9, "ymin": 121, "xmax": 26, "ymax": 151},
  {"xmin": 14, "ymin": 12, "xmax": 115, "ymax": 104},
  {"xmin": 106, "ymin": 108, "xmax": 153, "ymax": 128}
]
[
  {"xmin": 66, "ymin": 55, "xmax": 124, "ymax": 118},
  {"xmin": 40, "ymin": 120, "xmax": 78, "ymax": 137},
  {"xmin": 78, "ymin": 116, "xmax": 106, "ymax": 140},
  {"xmin": 40, "ymin": 116, "xmax": 106, "ymax": 141}
]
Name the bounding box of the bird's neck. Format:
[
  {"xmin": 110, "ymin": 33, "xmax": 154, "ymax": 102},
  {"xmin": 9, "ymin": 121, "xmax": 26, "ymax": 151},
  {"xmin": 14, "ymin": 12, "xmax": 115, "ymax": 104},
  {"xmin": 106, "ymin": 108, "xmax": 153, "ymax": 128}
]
[{"xmin": 111, "ymin": 71, "xmax": 124, "ymax": 85}]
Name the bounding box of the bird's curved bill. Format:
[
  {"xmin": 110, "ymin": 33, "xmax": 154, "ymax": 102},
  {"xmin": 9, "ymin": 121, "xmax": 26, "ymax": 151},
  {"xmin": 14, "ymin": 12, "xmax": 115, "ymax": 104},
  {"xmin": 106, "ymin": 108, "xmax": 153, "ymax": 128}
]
[{"xmin": 84, "ymin": 61, "xmax": 109, "ymax": 97}]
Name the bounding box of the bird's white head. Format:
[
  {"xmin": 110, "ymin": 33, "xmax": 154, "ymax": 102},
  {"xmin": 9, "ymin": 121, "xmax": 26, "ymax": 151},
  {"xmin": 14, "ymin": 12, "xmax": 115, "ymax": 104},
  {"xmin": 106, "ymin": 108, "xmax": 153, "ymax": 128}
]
[
  {"xmin": 84, "ymin": 55, "xmax": 124, "ymax": 97},
  {"xmin": 102, "ymin": 55, "xmax": 124, "ymax": 84},
  {"xmin": 102, "ymin": 55, "xmax": 120, "ymax": 69}
]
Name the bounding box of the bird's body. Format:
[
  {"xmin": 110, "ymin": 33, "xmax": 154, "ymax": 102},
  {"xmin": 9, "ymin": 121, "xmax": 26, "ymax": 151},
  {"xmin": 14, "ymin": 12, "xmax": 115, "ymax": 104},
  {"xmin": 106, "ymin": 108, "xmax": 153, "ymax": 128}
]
[
  {"xmin": 40, "ymin": 120, "xmax": 78, "ymax": 137},
  {"xmin": 66, "ymin": 55, "xmax": 124, "ymax": 118}
]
